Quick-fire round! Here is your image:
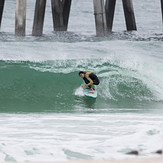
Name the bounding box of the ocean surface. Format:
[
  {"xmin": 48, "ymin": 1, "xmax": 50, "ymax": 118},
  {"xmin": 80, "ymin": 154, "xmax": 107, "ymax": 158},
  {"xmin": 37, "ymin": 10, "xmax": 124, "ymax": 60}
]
[{"xmin": 0, "ymin": 0, "xmax": 163, "ymax": 162}]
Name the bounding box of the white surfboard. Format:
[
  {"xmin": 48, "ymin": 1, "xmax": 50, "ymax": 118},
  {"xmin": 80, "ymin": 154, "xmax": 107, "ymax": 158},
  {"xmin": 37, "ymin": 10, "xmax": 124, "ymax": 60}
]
[{"xmin": 83, "ymin": 87, "xmax": 97, "ymax": 98}]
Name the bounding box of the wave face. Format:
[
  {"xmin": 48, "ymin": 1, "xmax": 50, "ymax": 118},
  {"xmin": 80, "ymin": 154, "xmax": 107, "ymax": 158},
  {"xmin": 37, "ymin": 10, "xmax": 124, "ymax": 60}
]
[{"xmin": 0, "ymin": 59, "xmax": 162, "ymax": 113}]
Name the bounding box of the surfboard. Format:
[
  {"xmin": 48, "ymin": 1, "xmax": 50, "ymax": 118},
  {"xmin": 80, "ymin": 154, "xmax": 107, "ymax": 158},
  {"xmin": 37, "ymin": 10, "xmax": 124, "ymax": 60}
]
[{"xmin": 83, "ymin": 87, "xmax": 97, "ymax": 98}]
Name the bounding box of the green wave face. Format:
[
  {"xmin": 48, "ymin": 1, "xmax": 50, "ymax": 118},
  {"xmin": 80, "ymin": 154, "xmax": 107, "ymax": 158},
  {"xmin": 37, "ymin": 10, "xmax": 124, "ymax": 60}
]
[{"xmin": 0, "ymin": 60, "xmax": 162, "ymax": 113}]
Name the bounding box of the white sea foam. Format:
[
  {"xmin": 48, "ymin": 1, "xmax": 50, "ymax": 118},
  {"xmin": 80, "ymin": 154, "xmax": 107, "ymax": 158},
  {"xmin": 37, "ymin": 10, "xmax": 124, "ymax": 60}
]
[
  {"xmin": 74, "ymin": 86, "xmax": 84, "ymax": 97},
  {"xmin": 0, "ymin": 113, "xmax": 163, "ymax": 162}
]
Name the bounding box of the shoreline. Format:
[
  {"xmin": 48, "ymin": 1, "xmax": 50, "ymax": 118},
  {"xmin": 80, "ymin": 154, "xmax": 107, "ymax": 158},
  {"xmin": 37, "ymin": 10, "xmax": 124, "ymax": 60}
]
[
  {"xmin": 63, "ymin": 157, "xmax": 163, "ymax": 163},
  {"xmin": 21, "ymin": 157, "xmax": 163, "ymax": 163}
]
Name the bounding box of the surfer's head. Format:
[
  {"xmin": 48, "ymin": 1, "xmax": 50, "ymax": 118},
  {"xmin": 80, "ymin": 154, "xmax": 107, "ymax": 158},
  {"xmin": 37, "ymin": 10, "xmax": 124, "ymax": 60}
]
[{"xmin": 79, "ymin": 71, "xmax": 85, "ymax": 78}]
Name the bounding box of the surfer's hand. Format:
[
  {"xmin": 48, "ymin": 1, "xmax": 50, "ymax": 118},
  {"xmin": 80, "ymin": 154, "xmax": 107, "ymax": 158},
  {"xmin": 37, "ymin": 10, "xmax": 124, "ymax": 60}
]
[{"xmin": 81, "ymin": 85, "xmax": 85, "ymax": 88}]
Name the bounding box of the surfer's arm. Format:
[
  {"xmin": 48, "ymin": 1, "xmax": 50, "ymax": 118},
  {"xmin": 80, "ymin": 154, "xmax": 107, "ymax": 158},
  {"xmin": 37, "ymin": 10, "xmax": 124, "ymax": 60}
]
[{"xmin": 85, "ymin": 76, "xmax": 93, "ymax": 87}]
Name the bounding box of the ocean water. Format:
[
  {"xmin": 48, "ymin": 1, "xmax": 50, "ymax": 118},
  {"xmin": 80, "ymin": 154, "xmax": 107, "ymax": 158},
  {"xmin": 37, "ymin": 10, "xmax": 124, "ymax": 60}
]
[{"xmin": 0, "ymin": 0, "xmax": 163, "ymax": 162}]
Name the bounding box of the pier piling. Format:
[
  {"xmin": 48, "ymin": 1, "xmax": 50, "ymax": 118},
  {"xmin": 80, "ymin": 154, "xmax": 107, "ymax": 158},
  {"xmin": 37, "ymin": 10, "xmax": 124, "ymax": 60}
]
[
  {"xmin": 161, "ymin": 0, "xmax": 163, "ymax": 23},
  {"xmin": 32, "ymin": 0, "xmax": 47, "ymax": 36},
  {"xmin": 93, "ymin": 0, "xmax": 107, "ymax": 36},
  {"xmin": 15, "ymin": 0, "xmax": 26, "ymax": 36},
  {"xmin": 122, "ymin": 0, "xmax": 137, "ymax": 31},
  {"xmin": 0, "ymin": 0, "xmax": 5, "ymax": 28},
  {"xmin": 2, "ymin": 0, "xmax": 163, "ymax": 36},
  {"xmin": 51, "ymin": 0, "xmax": 72, "ymax": 31},
  {"xmin": 62, "ymin": 0, "xmax": 72, "ymax": 31},
  {"xmin": 105, "ymin": 0, "xmax": 116, "ymax": 33}
]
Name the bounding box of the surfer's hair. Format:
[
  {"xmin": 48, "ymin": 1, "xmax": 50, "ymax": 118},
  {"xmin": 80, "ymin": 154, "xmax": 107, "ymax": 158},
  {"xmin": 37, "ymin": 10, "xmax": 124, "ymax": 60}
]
[{"xmin": 79, "ymin": 71, "xmax": 85, "ymax": 76}]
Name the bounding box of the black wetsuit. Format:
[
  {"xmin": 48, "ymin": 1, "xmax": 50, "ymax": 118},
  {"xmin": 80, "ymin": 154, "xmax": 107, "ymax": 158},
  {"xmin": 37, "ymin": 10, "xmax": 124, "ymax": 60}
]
[{"xmin": 83, "ymin": 72, "xmax": 100, "ymax": 88}]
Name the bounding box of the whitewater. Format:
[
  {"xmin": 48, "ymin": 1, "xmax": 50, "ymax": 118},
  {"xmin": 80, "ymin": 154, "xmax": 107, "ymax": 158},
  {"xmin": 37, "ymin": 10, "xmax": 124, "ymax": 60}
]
[{"xmin": 0, "ymin": 0, "xmax": 163, "ymax": 162}]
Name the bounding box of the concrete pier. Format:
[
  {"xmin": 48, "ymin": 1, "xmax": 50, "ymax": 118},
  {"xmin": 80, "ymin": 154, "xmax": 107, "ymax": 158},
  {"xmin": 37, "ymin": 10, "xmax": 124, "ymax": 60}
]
[
  {"xmin": 161, "ymin": 0, "xmax": 163, "ymax": 23},
  {"xmin": 105, "ymin": 0, "xmax": 116, "ymax": 32},
  {"xmin": 122, "ymin": 0, "xmax": 137, "ymax": 31},
  {"xmin": 0, "ymin": 0, "xmax": 5, "ymax": 28},
  {"xmin": 62, "ymin": 0, "xmax": 72, "ymax": 31},
  {"xmin": 51, "ymin": 0, "xmax": 72, "ymax": 31},
  {"xmin": 93, "ymin": 0, "xmax": 107, "ymax": 36},
  {"xmin": 32, "ymin": 0, "xmax": 47, "ymax": 36},
  {"xmin": 15, "ymin": 0, "xmax": 26, "ymax": 36},
  {"xmin": 1, "ymin": 0, "xmax": 163, "ymax": 36}
]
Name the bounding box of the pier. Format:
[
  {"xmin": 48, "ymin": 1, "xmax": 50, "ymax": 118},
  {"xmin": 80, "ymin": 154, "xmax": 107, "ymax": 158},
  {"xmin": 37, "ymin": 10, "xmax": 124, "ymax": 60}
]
[
  {"xmin": 0, "ymin": 0, "xmax": 5, "ymax": 28},
  {"xmin": 0, "ymin": 0, "xmax": 163, "ymax": 36}
]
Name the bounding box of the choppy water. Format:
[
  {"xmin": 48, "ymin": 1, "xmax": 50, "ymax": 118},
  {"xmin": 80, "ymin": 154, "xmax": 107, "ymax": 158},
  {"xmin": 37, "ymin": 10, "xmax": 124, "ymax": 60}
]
[{"xmin": 0, "ymin": 0, "xmax": 163, "ymax": 162}]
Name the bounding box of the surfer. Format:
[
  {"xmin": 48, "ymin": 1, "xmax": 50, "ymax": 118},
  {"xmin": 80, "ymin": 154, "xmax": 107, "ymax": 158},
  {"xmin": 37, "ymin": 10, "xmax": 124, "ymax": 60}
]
[{"xmin": 79, "ymin": 71, "xmax": 100, "ymax": 93}]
